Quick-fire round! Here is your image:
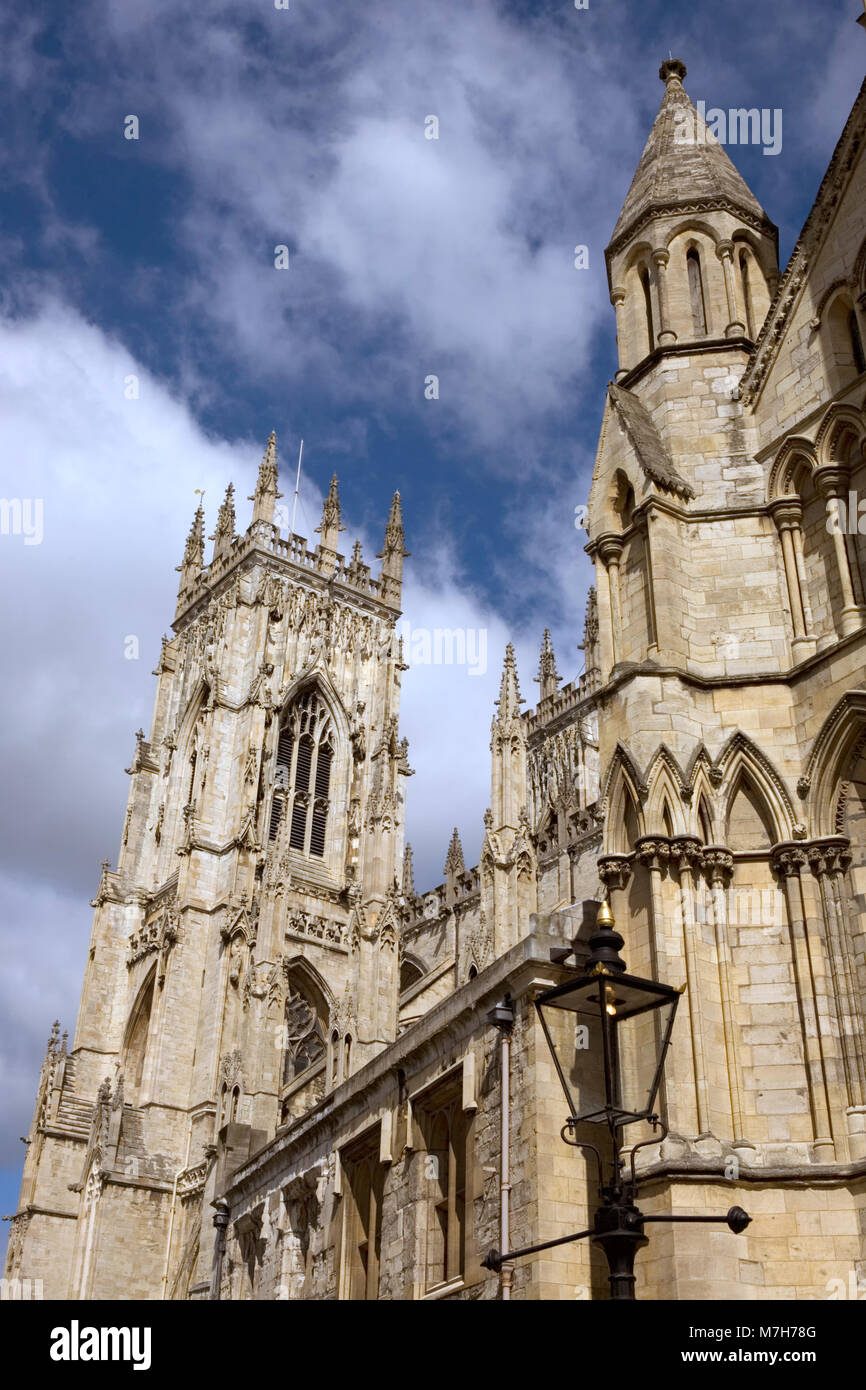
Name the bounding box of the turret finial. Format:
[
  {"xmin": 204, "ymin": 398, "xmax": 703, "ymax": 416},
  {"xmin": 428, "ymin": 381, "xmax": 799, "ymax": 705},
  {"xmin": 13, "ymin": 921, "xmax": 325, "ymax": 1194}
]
[{"xmin": 659, "ymin": 57, "xmax": 687, "ymax": 85}]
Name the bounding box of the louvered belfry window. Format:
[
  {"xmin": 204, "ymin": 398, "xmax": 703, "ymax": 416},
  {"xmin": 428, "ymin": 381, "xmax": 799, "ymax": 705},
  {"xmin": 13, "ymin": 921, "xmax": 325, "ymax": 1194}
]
[{"xmin": 268, "ymin": 690, "xmax": 333, "ymax": 858}]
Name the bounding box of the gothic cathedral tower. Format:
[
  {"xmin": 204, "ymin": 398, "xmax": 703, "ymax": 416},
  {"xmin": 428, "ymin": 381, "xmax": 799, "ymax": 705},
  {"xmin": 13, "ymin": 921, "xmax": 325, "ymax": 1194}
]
[{"xmin": 7, "ymin": 438, "xmax": 412, "ymax": 1299}]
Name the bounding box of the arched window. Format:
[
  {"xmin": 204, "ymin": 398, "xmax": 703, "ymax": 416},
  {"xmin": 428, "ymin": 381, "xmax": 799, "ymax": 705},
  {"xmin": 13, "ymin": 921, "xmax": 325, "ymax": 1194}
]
[
  {"xmin": 687, "ymin": 249, "xmax": 708, "ymax": 337},
  {"xmin": 639, "ymin": 265, "xmax": 655, "ymax": 354},
  {"xmin": 344, "ymin": 1035, "xmax": 353, "ymax": 1080},
  {"xmin": 282, "ymin": 976, "xmax": 327, "ymax": 1086},
  {"xmin": 124, "ymin": 972, "xmax": 155, "ymax": 1100},
  {"xmin": 613, "ymin": 471, "xmax": 635, "ymax": 530},
  {"xmin": 268, "ymin": 690, "xmax": 334, "ymax": 858},
  {"xmin": 230, "ymin": 1085, "xmax": 240, "ymax": 1123},
  {"xmin": 739, "ymin": 250, "xmax": 755, "ymax": 339}
]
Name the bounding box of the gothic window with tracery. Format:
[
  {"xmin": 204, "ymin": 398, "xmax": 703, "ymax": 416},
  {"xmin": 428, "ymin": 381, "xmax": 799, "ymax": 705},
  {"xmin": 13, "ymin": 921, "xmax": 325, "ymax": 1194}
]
[
  {"xmin": 268, "ymin": 690, "xmax": 334, "ymax": 857},
  {"xmin": 282, "ymin": 980, "xmax": 326, "ymax": 1086}
]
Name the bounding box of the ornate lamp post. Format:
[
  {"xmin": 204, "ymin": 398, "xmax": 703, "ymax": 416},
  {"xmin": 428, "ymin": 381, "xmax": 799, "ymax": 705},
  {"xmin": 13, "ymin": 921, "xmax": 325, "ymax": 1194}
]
[{"xmin": 482, "ymin": 900, "xmax": 750, "ymax": 1299}]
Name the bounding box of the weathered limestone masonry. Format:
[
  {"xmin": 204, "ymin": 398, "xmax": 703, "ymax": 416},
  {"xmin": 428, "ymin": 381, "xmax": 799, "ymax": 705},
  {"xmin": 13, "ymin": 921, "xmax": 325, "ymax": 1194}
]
[{"xmin": 6, "ymin": 23, "xmax": 866, "ymax": 1300}]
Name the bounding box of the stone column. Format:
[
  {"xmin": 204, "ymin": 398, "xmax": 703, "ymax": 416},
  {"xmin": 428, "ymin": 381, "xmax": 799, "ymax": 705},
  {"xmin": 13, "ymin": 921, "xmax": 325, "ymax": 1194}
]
[
  {"xmin": 597, "ymin": 854, "xmax": 633, "ymax": 941},
  {"xmin": 597, "ymin": 534, "xmax": 625, "ymax": 669},
  {"xmin": 816, "ymin": 465, "xmax": 865, "ymax": 636},
  {"xmin": 808, "ymin": 839, "xmax": 866, "ymax": 1154},
  {"xmin": 611, "ymin": 286, "xmax": 630, "ymax": 381},
  {"xmin": 702, "ymin": 847, "xmax": 750, "ymax": 1147},
  {"xmin": 651, "ymin": 249, "xmax": 677, "ymax": 345},
  {"xmin": 670, "ymin": 836, "xmax": 711, "ymax": 1137},
  {"xmin": 636, "ymin": 836, "xmax": 690, "ymax": 1134},
  {"xmin": 717, "ymin": 241, "xmax": 746, "ymax": 338},
  {"xmin": 770, "ymin": 498, "xmax": 816, "ymax": 660},
  {"xmin": 772, "ymin": 846, "xmax": 834, "ymax": 1158}
]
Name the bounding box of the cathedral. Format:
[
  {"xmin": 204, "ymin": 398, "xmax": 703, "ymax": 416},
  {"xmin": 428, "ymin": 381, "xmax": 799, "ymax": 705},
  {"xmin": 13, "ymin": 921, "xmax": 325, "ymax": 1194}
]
[{"xmin": 7, "ymin": 31, "xmax": 866, "ymax": 1300}]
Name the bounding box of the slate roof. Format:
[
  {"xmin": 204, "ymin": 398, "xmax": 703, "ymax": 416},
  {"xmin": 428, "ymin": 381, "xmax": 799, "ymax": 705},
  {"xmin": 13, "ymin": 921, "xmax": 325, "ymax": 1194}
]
[
  {"xmin": 608, "ymin": 383, "xmax": 695, "ymax": 499},
  {"xmin": 610, "ymin": 59, "xmax": 771, "ymax": 250}
]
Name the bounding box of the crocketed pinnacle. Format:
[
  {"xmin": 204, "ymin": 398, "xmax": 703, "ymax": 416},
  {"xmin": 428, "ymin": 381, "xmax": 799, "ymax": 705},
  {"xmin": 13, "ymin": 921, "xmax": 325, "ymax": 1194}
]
[
  {"xmin": 494, "ymin": 643, "xmax": 523, "ymax": 723},
  {"xmin": 211, "ymin": 482, "xmax": 236, "ymax": 544},
  {"xmin": 378, "ymin": 491, "xmax": 409, "ymax": 557},
  {"xmin": 444, "ymin": 827, "xmax": 466, "ymax": 877},
  {"xmin": 316, "ymin": 474, "xmax": 345, "ymax": 538},
  {"xmin": 536, "ymin": 628, "xmax": 560, "ymax": 687},
  {"xmin": 250, "ymin": 431, "xmax": 281, "ymax": 499},
  {"xmin": 182, "ymin": 501, "xmax": 205, "ymax": 569},
  {"xmin": 402, "ymin": 843, "xmax": 416, "ymax": 896}
]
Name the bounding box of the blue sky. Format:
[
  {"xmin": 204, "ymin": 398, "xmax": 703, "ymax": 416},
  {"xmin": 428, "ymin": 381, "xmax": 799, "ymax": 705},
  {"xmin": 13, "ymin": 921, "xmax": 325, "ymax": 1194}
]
[{"xmin": 1, "ymin": 0, "xmax": 863, "ymax": 1261}]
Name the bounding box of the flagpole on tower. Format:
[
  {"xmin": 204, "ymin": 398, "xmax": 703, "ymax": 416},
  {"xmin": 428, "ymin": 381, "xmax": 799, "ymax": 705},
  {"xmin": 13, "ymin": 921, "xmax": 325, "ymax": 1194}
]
[{"xmin": 290, "ymin": 439, "xmax": 303, "ymax": 536}]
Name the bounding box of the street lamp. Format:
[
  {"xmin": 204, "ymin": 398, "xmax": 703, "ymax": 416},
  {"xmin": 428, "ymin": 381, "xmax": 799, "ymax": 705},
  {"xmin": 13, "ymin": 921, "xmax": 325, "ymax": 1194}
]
[{"xmin": 482, "ymin": 900, "xmax": 750, "ymax": 1300}]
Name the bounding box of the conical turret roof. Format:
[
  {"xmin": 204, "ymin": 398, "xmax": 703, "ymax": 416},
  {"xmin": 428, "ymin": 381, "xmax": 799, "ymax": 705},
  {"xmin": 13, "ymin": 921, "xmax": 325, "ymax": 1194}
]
[{"xmin": 609, "ymin": 59, "xmax": 771, "ymax": 251}]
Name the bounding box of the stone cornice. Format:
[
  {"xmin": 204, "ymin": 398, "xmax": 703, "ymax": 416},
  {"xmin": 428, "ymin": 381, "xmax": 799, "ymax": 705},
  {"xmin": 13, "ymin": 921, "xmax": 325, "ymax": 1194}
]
[{"xmin": 605, "ymin": 195, "xmax": 777, "ymax": 269}]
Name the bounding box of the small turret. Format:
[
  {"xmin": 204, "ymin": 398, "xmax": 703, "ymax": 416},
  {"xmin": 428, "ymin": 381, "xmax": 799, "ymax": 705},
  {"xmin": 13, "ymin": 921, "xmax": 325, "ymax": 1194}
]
[{"xmin": 606, "ymin": 59, "xmax": 778, "ymax": 376}]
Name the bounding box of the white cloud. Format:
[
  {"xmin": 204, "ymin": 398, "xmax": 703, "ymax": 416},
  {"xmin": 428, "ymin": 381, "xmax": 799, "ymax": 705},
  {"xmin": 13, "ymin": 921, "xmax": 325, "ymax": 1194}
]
[{"xmin": 0, "ymin": 297, "xmax": 558, "ymax": 1184}]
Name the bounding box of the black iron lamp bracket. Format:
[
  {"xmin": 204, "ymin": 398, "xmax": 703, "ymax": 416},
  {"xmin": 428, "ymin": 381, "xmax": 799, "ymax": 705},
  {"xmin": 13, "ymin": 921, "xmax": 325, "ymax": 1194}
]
[{"xmin": 481, "ymin": 1204, "xmax": 751, "ymax": 1274}]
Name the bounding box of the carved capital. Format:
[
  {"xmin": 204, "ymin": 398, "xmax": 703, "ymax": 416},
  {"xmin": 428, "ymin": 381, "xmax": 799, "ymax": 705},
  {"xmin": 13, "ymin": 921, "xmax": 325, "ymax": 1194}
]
[
  {"xmin": 769, "ymin": 497, "xmax": 803, "ymax": 531},
  {"xmin": 669, "ymin": 835, "xmax": 703, "ymax": 869},
  {"xmin": 701, "ymin": 845, "xmax": 734, "ymax": 882},
  {"xmin": 596, "ymin": 532, "xmax": 626, "ymax": 567},
  {"xmin": 814, "ymin": 464, "xmax": 850, "ymax": 500},
  {"xmin": 597, "ymin": 854, "xmax": 633, "ymax": 891},
  {"xmin": 635, "ymin": 835, "xmax": 671, "ymax": 870},
  {"xmin": 807, "ymin": 835, "xmax": 853, "ymax": 877},
  {"xmin": 770, "ymin": 844, "xmax": 808, "ymax": 878}
]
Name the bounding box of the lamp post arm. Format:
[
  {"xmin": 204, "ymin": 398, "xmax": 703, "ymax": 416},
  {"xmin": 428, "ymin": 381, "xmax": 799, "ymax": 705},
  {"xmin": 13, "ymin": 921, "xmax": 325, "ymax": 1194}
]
[
  {"xmin": 481, "ymin": 1226, "xmax": 595, "ymax": 1273},
  {"xmin": 639, "ymin": 1206, "xmax": 751, "ymax": 1234}
]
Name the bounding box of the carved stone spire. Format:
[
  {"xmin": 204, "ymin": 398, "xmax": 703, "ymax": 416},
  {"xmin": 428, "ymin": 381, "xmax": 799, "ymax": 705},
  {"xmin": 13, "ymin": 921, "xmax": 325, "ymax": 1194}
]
[
  {"xmin": 177, "ymin": 499, "xmax": 205, "ymax": 593},
  {"xmin": 579, "ymin": 587, "xmax": 600, "ymax": 679},
  {"xmin": 210, "ymin": 483, "xmax": 236, "ymax": 562},
  {"xmin": 315, "ymin": 474, "xmax": 345, "ymax": 574},
  {"xmin": 444, "ymin": 827, "xmax": 466, "ymax": 878},
  {"xmin": 249, "ymin": 430, "xmax": 281, "ymax": 528},
  {"xmin": 535, "ymin": 628, "xmax": 561, "ymax": 702},
  {"xmin": 377, "ymin": 492, "xmax": 409, "ymax": 606},
  {"xmin": 490, "ymin": 644, "xmax": 527, "ymax": 836},
  {"xmin": 402, "ymin": 843, "xmax": 415, "ymax": 897},
  {"xmin": 494, "ymin": 643, "xmax": 523, "ymax": 726}
]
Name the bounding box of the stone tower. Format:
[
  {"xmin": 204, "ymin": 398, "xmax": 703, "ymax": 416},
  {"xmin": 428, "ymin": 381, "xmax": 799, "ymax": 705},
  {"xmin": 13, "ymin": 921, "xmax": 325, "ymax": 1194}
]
[
  {"xmin": 6, "ymin": 438, "xmax": 412, "ymax": 1298},
  {"xmin": 586, "ymin": 55, "xmax": 866, "ymax": 1281}
]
